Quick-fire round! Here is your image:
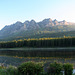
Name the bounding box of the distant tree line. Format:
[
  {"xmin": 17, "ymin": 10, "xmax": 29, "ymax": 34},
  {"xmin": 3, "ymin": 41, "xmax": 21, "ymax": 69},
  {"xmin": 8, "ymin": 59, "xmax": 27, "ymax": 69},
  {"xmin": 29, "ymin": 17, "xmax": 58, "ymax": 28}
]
[{"xmin": 0, "ymin": 37, "xmax": 75, "ymax": 48}]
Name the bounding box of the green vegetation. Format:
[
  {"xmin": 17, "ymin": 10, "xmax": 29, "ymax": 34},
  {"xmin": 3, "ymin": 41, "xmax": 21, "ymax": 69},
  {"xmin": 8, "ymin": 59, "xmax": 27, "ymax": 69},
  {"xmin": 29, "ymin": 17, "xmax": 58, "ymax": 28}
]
[
  {"xmin": 47, "ymin": 62, "xmax": 63, "ymax": 75},
  {"xmin": 0, "ymin": 61, "xmax": 74, "ymax": 75},
  {"xmin": 63, "ymin": 63, "xmax": 73, "ymax": 75},
  {"xmin": 18, "ymin": 61, "xmax": 43, "ymax": 75},
  {"xmin": 0, "ymin": 66, "xmax": 18, "ymax": 75},
  {"xmin": 0, "ymin": 36, "xmax": 75, "ymax": 48},
  {"xmin": 5, "ymin": 65, "xmax": 18, "ymax": 75}
]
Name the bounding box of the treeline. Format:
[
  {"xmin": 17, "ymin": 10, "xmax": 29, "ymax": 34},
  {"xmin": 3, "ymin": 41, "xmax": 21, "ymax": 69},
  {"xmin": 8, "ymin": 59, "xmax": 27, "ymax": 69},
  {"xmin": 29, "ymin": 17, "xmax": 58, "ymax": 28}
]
[{"xmin": 0, "ymin": 36, "xmax": 75, "ymax": 48}]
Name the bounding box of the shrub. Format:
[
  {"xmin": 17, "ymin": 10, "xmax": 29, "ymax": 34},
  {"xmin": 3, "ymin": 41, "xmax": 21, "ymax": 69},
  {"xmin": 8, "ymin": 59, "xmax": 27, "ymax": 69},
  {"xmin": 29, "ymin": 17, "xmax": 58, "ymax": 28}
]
[
  {"xmin": 0, "ymin": 66, "xmax": 4, "ymax": 69},
  {"xmin": 63, "ymin": 63, "xmax": 73, "ymax": 75},
  {"xmin": 6, "ymin": 65, "xmax": 18, "ymax": 75},
  {"xmin": 47, "ymin": 62, "xmax": 63, "ymax": 75},
  {"xmin": 34, "ymin": 62, "xmax": 44, "ymax": 75},
  {"xmin": 18, "ymin": 61, "xmax": 44, "ymax": 75}
]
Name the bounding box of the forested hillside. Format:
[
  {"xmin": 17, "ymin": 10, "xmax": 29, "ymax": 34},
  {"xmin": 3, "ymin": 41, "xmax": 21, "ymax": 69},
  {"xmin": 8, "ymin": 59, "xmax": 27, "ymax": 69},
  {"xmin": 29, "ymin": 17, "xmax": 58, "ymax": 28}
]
[{"xmin": 0, "ymin": 30, "xmax": 74, "ymax": 41}]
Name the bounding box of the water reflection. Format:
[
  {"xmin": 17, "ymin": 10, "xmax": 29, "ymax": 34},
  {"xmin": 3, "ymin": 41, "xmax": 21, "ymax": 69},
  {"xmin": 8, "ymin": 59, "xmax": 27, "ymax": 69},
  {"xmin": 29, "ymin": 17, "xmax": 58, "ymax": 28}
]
[{"xmin": 73, "ymin": 69, "xmax": 75, "ymax": 74}]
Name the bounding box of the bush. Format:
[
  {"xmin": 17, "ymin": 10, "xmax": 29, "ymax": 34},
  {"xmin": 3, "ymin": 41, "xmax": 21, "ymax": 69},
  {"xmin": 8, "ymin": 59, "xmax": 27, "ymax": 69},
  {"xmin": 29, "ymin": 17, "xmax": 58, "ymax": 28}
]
[
  {"xmin": 6, "ymin": 65, "xmax": 18, "ymax": 75},
  {"xmin": 18, "ymin": 61, "xmax": 44, "ymax": 75},
  {"xmin": 0, "ymin": 66, "xmax": 5, "ymax": 69},
  {"xmin": 47, "ymin": 62, "xmax": 63, "ymax": 75},
  {"xmin": 63, "ymin": 63, "xmax": 73, "ymax": 75},
  {"xmin": 34, "ymin": 62, "xmax": 44, "ymax": 75}
]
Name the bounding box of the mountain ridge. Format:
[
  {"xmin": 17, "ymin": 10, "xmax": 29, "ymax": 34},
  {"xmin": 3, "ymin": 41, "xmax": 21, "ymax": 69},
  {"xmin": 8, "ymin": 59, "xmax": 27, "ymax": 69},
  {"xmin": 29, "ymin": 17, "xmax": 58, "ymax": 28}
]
[
  {"xmin": 0, "ymin": 18, "xmax": 75, "ymax": 41},
  {"xmin": 1, "ymin": 18, "xmax": 75, "ymax": 30}
]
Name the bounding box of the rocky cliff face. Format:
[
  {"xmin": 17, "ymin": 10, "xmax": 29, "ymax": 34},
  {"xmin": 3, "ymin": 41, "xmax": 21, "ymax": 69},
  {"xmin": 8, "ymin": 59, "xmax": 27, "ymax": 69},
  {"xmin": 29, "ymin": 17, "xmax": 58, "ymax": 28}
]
[{"xmin": 0, "ymin": 18, "xmax": 75, "ymax": 39}]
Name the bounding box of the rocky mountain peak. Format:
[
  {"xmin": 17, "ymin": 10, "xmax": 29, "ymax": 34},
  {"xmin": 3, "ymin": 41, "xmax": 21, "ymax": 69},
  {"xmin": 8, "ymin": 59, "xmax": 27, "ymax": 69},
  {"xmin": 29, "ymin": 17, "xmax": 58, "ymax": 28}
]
[
  {"xmin": 63, "ymin": 20, "xmax": 66, "ymax": 22},
  {"xmin": 15, "ymin": 21, "xmax": 22, "ymax": 25},
  {"xmin": 53, "ymin": 19, "xmax": 58, "ymax": 25},
  {"xmin": 61, "ymin": 20, "xmax": 68, "ymax": 25},
  {"xmin": 43, "ymin": 18, "xmax": 52, "ymax": 22},
  {"xmin": 30, "ymin": 20, "xmax": 36, "ymax": 24},
  {"xmin": 14, "ymin": 21, "xmax": 23, "ymax": 27},
  {"xmin": 42, "ymin": 18, "xmax": 52, "ymax": 25},
  {"xmin": 53, "ymin": 19, "xmax": 57, "ymax": 22},
  {"xmin": 49, "ymin": 18, "xmax": 52, "ymax": 22},
  {"xmin": 24, "ymin": 20, "xmax": 30, "ymax": 25}
]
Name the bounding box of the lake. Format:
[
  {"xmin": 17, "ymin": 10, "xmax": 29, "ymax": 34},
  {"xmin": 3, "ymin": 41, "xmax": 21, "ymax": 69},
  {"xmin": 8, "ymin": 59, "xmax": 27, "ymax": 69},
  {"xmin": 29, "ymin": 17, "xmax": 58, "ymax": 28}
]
[
  {"xmin": 0, "ymin": 47, "xmax": 75, "ymax": 73},
  {"xmin": 0, "ymin": 47, "xmax": 75, "ymax": 57}
]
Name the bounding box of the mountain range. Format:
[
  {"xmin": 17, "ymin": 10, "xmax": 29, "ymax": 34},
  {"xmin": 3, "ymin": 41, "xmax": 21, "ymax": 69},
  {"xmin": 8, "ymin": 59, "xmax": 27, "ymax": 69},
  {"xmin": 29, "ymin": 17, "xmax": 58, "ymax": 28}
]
[{"xmin": 0, "ymin": 18, "xmax": 75, "ymax": 41}]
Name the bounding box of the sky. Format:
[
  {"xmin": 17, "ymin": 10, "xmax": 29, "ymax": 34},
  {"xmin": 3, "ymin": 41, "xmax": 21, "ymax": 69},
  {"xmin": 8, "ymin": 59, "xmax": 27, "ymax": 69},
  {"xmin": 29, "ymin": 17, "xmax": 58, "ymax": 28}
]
[{"xmin": 0, "ymin": 0, "xmax": 75, "ymax": 30}]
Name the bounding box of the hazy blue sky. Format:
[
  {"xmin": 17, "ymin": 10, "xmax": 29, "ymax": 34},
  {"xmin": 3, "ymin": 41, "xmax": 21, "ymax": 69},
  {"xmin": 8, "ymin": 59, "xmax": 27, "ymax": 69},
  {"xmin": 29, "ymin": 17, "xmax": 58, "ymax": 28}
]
[{"xmin": 0, "ymin": 0, "xmax": 75, "ymax": 30}]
